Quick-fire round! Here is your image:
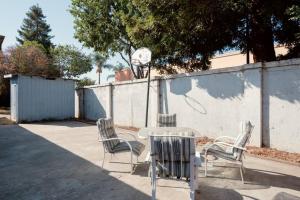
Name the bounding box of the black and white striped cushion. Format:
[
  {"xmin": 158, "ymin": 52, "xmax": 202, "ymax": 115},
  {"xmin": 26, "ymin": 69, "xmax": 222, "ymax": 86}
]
[
  {"xmin": 97, "ymin": 118, "xmax": 120, "ymax": 153},
  {"xmin": 151, "ymin": 136, "xmax": 195, "ymax": 178},
  {"xmin": 233, "ymin": 121, "xmax": 254, "ymax": 159},
  {"xmin": 113, "ymin": 141, "xmax": 145, "ymax": 156},
  {"xmin": 157, "ymin": 114, "xmax": 177, "ymax": 127}
]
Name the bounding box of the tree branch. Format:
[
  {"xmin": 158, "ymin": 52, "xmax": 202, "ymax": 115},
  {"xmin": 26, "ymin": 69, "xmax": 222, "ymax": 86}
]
[{"xmin": 118, "ymin": 51, "xmax": 138, "ymax": 79}]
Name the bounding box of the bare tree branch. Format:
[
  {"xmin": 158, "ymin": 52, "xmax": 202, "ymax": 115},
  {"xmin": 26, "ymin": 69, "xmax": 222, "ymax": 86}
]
[{"xmin": 118, "ymin": 51, "xmax": 138, "ymax": 78}]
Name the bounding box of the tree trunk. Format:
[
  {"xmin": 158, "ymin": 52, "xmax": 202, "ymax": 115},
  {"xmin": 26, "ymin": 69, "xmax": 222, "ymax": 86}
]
[
  {"xmin": 250, "ymin": 3, "xmax": 276, "ymax": 62},
  {"xmin": 98, "ymin": 72, "xmax": 100, "ymax": 85}
]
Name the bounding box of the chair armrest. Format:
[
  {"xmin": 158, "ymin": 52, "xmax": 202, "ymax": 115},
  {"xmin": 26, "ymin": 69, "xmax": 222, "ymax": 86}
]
[
  {"xmin": 99, "ymin": 137, "xmax": 133, "ymax": 152},
  {"xmin": 214, "ymin": 136, "xmax": 236, "ymax": 143},
  {"xmin": 214, "ymin": 141, "xmax": 247, "ymax": 151},
  {"xmin": 195, "ymin": 151, "xmax": 202, "ymax": 167}
]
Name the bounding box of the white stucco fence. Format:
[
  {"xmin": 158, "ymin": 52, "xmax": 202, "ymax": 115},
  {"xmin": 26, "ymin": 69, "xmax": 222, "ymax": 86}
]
[{"xmin": 76, "ymin": 58, "xmax": 300, "ymax": 153}]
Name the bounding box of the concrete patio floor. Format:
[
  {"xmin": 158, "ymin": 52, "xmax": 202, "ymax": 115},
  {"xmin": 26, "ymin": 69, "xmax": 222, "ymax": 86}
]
[{"xmin": 0, "ymin": 121, "xmax": 299, "ymax": 200}]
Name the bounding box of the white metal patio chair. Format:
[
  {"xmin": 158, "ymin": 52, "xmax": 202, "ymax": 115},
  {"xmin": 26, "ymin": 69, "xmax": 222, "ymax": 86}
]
[
  {"xmin": 157, "ymin": 113, "xmax": 177, "ymax": 127},
  {"xmin": 203, "ymin": 121, "xmax": 254, "ymax": 183},
  {"xmin": 150, "ymin": 133, "xmax": 200, "ymax": 200},
  {"xmin": 97, "ymin": 118, "xmax": 145, "ymax": 174}
]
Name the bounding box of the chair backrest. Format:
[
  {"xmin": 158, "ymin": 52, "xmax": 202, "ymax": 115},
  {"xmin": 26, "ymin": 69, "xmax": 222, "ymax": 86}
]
[
  {"xmin": 157, "ymin": 113, "xmax": 177, "ymax": 127},
  {"xmin": 150, "ymin": 134, "xmax": 195, "ymax": 178},
  {"xmin": 233, "ymin": 121, "xmax": 254, "ymax": 160},
  {"xmin": 97, "ymin": 118, "xmax": 120, "ymax": 153}
]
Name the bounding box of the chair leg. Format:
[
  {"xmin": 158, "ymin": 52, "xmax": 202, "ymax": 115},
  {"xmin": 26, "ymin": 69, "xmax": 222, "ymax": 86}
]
[
  {"xmin": 205, "ymin": 152, "xmax": 208, "ymax": 177},
  {"xmin": 151, "ymin": 162, "xmax": 156, "ymax": 200},
  {"xmin": 190, "ymin": 163, "xmax": 195, "ymax": 200},
  {"xmin": 130, "ymin": 152, "xmax": 133, "ymax": 174},
  {"xmin": 241, "ymin": 160, "xmax": 246, "ymax": 173},
  {"xmin": 239, "ymin": 165, "xmax": 244, "ymax": 184},
  {"xmin": 102, "ymin": 151, "xmax": 106, "ymax": 168}
]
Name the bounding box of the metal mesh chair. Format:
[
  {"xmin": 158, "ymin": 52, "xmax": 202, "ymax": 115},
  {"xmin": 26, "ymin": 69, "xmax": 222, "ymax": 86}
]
[
  {"xmin": 203, "ymin": 121, "xmax": 254, "ymax": 183},
  {"xmin": 157, "ymin": 113, "xmax": 177, "ymax": 127},
  {"xmin": 97, "ymin": 118, "xmax": 145, "ymax": 173},
  {"xmin": 150, "ymin": 133, "xmax": 199, "ymax": 200}
]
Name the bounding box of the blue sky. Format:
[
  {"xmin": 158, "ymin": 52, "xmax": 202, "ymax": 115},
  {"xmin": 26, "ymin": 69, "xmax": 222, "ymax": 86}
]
[{"xmin": 0, "ymin": 0, "xmax": 123, "ymax": 83}]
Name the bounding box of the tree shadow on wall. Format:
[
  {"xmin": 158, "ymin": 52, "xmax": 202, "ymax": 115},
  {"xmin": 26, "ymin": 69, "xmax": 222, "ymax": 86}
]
[
  {"xmin": 264, "ymin": 69, "xmax": 300, "ymax": 103},
  {"xmin": 164, "ymin": 77, "xmax": 207, "ymax": 114},
  {"xmin": 84, "ymin": 88, "xmax": 107, "ymax": 120},
  {"xmin": 195, "ymin": 72, "xmax": 246, "ymax": 100}
]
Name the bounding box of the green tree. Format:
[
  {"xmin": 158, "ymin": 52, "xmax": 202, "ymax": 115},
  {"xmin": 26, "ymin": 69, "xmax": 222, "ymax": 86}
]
[
  {"xmin": 283, "ymin": 5, "xmax": 300, "ymax": 59},
  {"xmin": 93, "ymin": 53, "xmax": 112, "ymax": 84},
  {"xmin": 125, "ymin": 0, "xmax": 299, "ymax": 71},
  {"xmin": 76, "ymin": 77, "xmax": 95, "ymax": 88},
  {"xmin": 17, "ymin": 5, "xmax": 54, "ymax": 52},
  {"xmin": 6, "ymin": 44, "xmax": 60, "ymax": 77},
  {"xmin": 71, "ymin": 0, "xmax": 299, "ymax": 74},
  {"xmin": 22, "ymin": 40, "xmax": 47, "ymax": 53},
  {"xmin": 70, "ymin": 0, "xmax": 142, "ymax": 78},
  {"xmin": 51, "ymin": 45, "xmax": 93, "ymax": 78},
  {"xmin": 0, "ymin": 51, "xmax": 10, "ymax": 107}
]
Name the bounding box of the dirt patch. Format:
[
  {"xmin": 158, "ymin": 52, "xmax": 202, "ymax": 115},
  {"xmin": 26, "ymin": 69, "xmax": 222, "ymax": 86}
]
[
  {"xmin": 247, "ymin": 146, "xmax": 300, "ymax": 164},
  {"xmin": 0, "ymin": 107, "xmax": 10, "ymax": 115},
  {"xmin": 74, "ymin": 119, "xmax": 140, "ymax": 132},
  {"xmin": 0, "ymin": 117, "xmax": 15, "ymax": 125},
  {"xmin": 196, "ymin": 136, "xmax": 214, "ymax": 145},
  {"xmin": 115, "ymin": 125, "xmax": 140, "ymax": 132},
  {"xmin": 195, "ymin": 136, "xmax": 300, "ymax": 164}
]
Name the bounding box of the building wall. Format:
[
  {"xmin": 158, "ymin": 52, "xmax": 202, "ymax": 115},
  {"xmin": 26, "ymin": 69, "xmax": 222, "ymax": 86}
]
[
  {"xmin": 78, "ymin": 85, "xmax": 111, "ymax": 120},
  {"xmin": 10, "ymin": 75, "xmax": 75, "ymax": 122},
  {"xmin": 77, "ymin": 58, "xmax": 300, "ymax": 153},
  {"xmin": 81, "ymin": 79, "xmax": 159, "ymax": 127},
  {"xmin": 115, "ymin": 68, "xmax": 134, "ymax": 82},
  {"xmin": 210, "ymin": 46, "xmax": 288, "ymax": 69},
  {"xmin": 150, "ymin": 46, "xmax": 289, "ymax": 76},
  {"xmin": 112, "ymin": 80, "xmax": 159, "ymax": 127},
  {"xmin": 262, "ymin": 59, "xmax": 300, "ymax": 152},
  {"xmin": 159, "ymin": 64, "xmax": 262, "ymax": 146}
]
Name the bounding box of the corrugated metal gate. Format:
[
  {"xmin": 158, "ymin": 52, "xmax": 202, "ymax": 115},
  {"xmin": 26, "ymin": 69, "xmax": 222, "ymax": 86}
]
[{"xmin": 6, "ymin": 74, "xmax": 75, "ymax": 123}]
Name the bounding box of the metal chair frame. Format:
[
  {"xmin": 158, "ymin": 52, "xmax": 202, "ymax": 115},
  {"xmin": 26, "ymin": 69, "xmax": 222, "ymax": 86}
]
[{"xmin": 204, "ymin": 123, "xmax": 254, "ymax": 183}]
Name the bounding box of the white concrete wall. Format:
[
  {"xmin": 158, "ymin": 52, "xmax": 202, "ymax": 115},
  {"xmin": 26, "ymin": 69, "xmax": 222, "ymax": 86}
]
[
  {"xmin": 82, "ymin": 85, "xmax": 111, "ymax": 120},
  {"xmin": 112, "ymin": 80, "xmax": 159, "ymax": 127},
  {"xmin": 78, "ymin": 58, "xmax": 300, "ymax": 153},
  {"xmin": 263, "ymin": 59, "xmax": 300, "ymax": 152},
  {"xmin": 160, "ymin": 64, "xmax": 261, "ymax": 146}
]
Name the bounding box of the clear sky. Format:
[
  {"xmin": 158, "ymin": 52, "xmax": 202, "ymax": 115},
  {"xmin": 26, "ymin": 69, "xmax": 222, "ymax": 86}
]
[{"xmin": 0, "ymin": 0, "xmax": 123, "ymax": 83}]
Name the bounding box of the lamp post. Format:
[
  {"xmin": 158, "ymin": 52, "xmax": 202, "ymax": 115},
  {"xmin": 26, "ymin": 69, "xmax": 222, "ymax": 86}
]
[
  {"xmin": 145, "ymin": 64, "xmax": 151, "ymax": 127},
  {"xmin": 131, "ymin": 47, "xmax": 152, "ymax": 127}
]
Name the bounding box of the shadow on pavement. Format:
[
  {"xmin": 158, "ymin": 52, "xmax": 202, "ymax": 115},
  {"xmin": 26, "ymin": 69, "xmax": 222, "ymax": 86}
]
[{"xmin": 0, "ymin": 125, "xmax": 150, "ymax": 200}]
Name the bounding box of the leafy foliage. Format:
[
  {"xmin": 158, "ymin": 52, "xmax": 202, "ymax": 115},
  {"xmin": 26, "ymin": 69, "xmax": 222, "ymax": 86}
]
[
  {"xmin": 76, "ymin": 77, "xmax": 95, "ymax": 88},
  {"xmin": 93, "ymin": 53, "xmax": 111, "ymax": 73},
  {"xmin": 17, "ymin": 5, "xmax": 54, "ymax": 52},
  {"xmin": 71, "ymin": 0, "xmax": 300, "ymax": 74},
  {"xmin": 3, "ymin": 45, "xmax": 59, "ymax": 77},
  {"xmin": 93, "ymin": 52, "xmax": 124, "ymax": 72},
  {"xmin": 282, "ymin": 5, "xmax": 300, "ymax": 59},
  {"xmin": 22, "ymin": 40, "xmax": 47, "ymax": 53},
  {"xmin": 70, "ymin": 0, "xmax": 142, "ymax": 78},
  {"xmin": 51, "ymin": 45, "xmax": 93, "ymax": 78},
  {"xmin": 0, "ymin": 52, "xmax": 10, "ymax": 106}
]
